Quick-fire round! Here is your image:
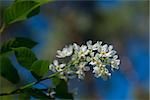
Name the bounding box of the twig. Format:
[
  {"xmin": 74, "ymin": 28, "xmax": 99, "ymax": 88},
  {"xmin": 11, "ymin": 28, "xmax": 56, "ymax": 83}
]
[
  {"xmin": 0, "ymin": 72, "xmax": 59, "ymax": 96},
  {"xmin": 0, "ymin": 23, "xmax": 5, "ymax": 35}
]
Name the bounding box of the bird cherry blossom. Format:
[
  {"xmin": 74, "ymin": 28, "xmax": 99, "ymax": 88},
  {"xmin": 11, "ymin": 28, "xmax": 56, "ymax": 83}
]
[{"xmin": 49, "ymin": 40, "xmax": 120, "ymax": 80}]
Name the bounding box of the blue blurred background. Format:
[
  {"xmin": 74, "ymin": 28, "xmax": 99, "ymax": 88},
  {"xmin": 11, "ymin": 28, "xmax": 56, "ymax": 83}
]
[{"xmin": 0, "ymin": 0, "xmax": 149, "ymax": 100}]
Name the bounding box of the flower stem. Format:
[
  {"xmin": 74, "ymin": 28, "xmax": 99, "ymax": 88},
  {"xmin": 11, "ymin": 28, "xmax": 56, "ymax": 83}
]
[
  {"xmin": 0, "ymin": 23, "xmax": 5, "ymax": 35},
  {"xmin": 0, "ymin": 72, "xmax": 60, "ymax": 96}
]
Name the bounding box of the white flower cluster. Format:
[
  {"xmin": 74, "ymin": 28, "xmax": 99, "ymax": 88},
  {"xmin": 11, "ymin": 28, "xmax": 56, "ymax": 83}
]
[{"xmin": 49, "ymin": 40, "xmax": 120, "ymax": 80}]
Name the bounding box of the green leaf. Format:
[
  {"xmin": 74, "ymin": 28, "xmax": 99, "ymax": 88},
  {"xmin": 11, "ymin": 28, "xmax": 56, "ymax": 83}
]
[
  {"xmin": 18, "ymin": 93, "xmax": 30, "ymax": 100},
  {"xmin": 55, "ymin": 79, "xmax": 73, "ymax": 99},
  {"xmin": 13, "ymin": 47, "xmax": 37, "ymax": 69},
  {"xmin": 52, "ymin": 76, "xmax": 61, "ymax": 86},
  {"xmin": 3, "ymin": 0, "xmax": 50, "ymax": 25},
  {"xmin": 0, "ymin": 37, "xmax": 37, "ymax": 54},
  {"xmin": 27, "ymin": 7, "xmax": 40, "ymax": 18},
  {"xmin": 30, "ymin": 60, "xmax": 50, "ymax": 79},
  {"xmin": 0, "ymin": 56, "xmax": 20, "ymax": 84}
]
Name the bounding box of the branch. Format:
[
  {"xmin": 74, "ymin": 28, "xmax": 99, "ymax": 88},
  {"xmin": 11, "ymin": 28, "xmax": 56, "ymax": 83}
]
[
  {"xmin": 0, "ymin": 23, "xmax": 5, "ymax": 35},
  {"xmin": 0, "ymin": 72, "xmax": 59, "ymax": 96}
]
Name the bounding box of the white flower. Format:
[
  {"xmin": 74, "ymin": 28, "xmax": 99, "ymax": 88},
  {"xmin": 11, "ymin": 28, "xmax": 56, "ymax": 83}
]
[
  {"xmin": 49, "ymin": 40, "xmax": 120, "ymax": 80},
  {"xmin": 86, "ymin": 40, "xmax": 93, "ymax": 50},
  {"xmin": 56, "ymin": 45, "xmax": 73, "ymax": 58},
  {"xmin": 79, "ymin": 45, "xmax": 89, "ymax": 57},
  {"xmin": 108, "ymin": 45, "xmax": 113, "ymax": 51},
  {"xmin": 49, "ymin": 60, "xmax": 66, "ymax": 72},
  {"xmin": 74, "ymin": 44, "xmax": 89, "ymax": 58},
  {"xmin": 79, "ymin": 62, "xmax": 90, "ymax": 71},
  {"xmin": 98, "ymin": 44, "xmax": 116, "ymax": 58},
  {"xmin": 76, "ymin": 70, "xmax": 85, "ymax": 79},
  {"xmin": 92, "ymin": 41, "xmax": 102, "ymax": 50},
  {"xmin": 98, "ymin": 44, "xmax": 108, "ymax": 57},
  {"xmin": 76, "ymin": 62, "xmax": 90, "ymax": 79},
  {"xmin": 46, "ymin": 91, "xmax": 56, "ymax": 98},
  {"xmin": 106, "ymin": 45, "xmax": 116, "ymax": 57},
  {"xmin": 93, "ymin": 65, "xmax": 111, "ymax": 78},
  {"xmin": 73, "ymin": 43, "xmax": 80, "ymax": 51},
  {"xmin": 111, "ymin": 55, "xmax": 120, "ymax": 70},
  {"xmin": 89, "ymin": 53, "xmax": 101, "ymax": 65}
]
